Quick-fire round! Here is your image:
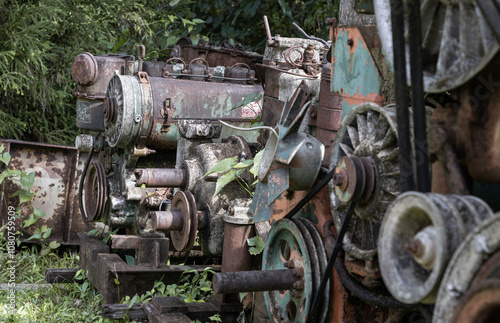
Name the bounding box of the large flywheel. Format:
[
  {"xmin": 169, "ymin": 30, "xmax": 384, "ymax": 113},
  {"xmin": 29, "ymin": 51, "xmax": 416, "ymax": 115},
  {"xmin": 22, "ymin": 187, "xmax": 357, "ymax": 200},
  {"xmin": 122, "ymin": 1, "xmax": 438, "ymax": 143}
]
[
  {"xmin": 329, "ymin": 102, "xmax": 400, "ymax": 262},
  {"xmin": 374, "ymin": 0, "xmax": 500, "ymax": 93}
]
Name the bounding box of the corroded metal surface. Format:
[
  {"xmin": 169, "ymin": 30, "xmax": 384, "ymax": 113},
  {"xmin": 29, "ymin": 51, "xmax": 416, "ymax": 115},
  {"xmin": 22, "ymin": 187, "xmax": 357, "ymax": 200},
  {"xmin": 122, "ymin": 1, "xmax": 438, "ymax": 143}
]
[
  {"xmin": 330, "ymin": 27, "xmax": 386, "ymax": 118},
  {"xmin": 0, "ymin": 140, "xmax": 93, "ymax": 244}
]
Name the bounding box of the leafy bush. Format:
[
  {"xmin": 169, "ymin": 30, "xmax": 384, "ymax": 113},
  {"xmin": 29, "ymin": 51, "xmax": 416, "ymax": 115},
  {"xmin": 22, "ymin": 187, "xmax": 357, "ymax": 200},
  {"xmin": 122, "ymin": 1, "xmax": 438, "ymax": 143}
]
[{"xmin": 0, "ymin": 0, "xmax": 338, "ymax": 145}]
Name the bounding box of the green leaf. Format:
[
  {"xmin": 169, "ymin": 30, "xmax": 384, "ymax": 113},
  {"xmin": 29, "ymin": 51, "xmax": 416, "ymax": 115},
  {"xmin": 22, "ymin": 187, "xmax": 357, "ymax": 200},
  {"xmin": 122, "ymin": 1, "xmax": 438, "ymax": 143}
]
[
  {"xmin": 200, "ymin": 156, "xmax": 238, "ymax": 179},
  {"xmin": 114, "ymin": 278, "xmax": 120, "ymax": 285},
  {"xmin": 169, "ymin": 0, "xmax": 180, "ymax": 5},
  {"xmin": 49, "ymin": 241, "xmax": 60, "ymax": 249},
  {"xmin": 27, "ymin": 232, "xmax": 42, "ymax": 241},
  {"xmin": 250, "ymin": 150, "xmax": 264, "ymax": 177},
  {"xmin": 39, "ymin": 247, "xmax": 50, "ymax": 257},
  {"xmin": 213, "ymin": 168, "xmax": 244, "ymax": 197},
  {"xmin": 0, "ymin": 169, "xmax": 20, "ymax": 184},
  {"xmin": 11, "ymin": 189, "xmax": 35, "ymax": 204},
  {"xmin": 192, "ymin": 19, "xmax": 204, "ymax": 24},
  {"xmin": 0, "ymin": 151, "xmax": 11, "ymax": 165},
  {"xmin": 233, "ymin": 159, "xmax": 254, "ymax": 169},
  {"xmin": 20, "ymin": 171, "xmax": 35, "ymax": 190},
  {"xmin": 277, "ymin": 0, "xmax": 293, "ymax": 19},
  {"xmin": 125, "ymin": 255, "xmax": 135, "ymax": 266},
  {"xmin": 247, "ymin": 236, "xmax": 265, "ymax": 255},
  {"xmin": 128, "ymin": 294, "xmax": 138, "ymax": 309},
  {"xmin": 42, "ymin": 227, "xmax": 52, "ymax": 240},
  {"xmin": 233, "ymin": 92, "xmax": 261, "ymax": 110},
  {"xmin": 33, "ymin": 207, "xmax": 45, "ymax": 219}
]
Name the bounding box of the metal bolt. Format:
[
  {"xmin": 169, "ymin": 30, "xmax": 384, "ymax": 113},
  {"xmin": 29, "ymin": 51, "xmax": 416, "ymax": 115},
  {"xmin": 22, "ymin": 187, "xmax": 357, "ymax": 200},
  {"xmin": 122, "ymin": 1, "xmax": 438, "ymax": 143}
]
[
  {"xmin": 310, "ymin": 111, "xmax": 317, "ymax": 119},
  {"xmin": 228, "ymin": 206, "xmax": 234, "ymax": 215},
  {"xmin": 405, "ymin": 239, "xmax": 423, "ymax": 257},
  {"xmin": 293, "ymin": 280, "xmax": 304, "ymax": 290},
  {"xmin": 293, "ymin": 267, "xmax": 304, "ymax": 277},
  {"xmin": 333, "ymin": 173, "xmax": 345, "ymax": 186}
]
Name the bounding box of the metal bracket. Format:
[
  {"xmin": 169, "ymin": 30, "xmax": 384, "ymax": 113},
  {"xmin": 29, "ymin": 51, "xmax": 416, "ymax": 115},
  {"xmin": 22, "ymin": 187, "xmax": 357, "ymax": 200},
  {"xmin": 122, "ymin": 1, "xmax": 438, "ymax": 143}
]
[
  {"xmin": 137, "ymin": 71, "xmax": 150, "ymax": 84},
  {"xmin": 161, "ymin": 98, "xmax": 173, "ymax": 132}
]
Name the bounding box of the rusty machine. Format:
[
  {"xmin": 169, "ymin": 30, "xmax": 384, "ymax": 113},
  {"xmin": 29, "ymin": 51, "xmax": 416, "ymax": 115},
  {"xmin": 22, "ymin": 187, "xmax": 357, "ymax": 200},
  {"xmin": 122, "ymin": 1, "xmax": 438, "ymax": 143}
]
[{"xmin": 32, "ymin": 0, "xmax": 500, "ymax": 321}]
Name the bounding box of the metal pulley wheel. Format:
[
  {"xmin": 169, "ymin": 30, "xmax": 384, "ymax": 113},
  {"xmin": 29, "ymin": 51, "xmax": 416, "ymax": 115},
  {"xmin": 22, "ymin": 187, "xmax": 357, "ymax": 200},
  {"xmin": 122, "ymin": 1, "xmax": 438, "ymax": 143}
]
[
  {"xmin": 373, "ymin": 0, "xmax": 500, "ymax": 93},
  {"xmin": 329, "ymin": 102, "xmax": 400, "ymax": 262},
  {"xmin": 169, "ymin": 191, "xmax": 198, "ymax": 252},
  {"xmin": 433, "ymin": 213, "xmax": 500, "ymax": 323},
  {"xmin": 451, "ymin": 251, "xmax": 500, "ymax": 323},
  {"xmin": 378, "ymin": 192, "xmax": 493, "ymax": 304},
  {"xmin": 83, "ymin": 161, "xmax": 108, "ymax": 222},
  {"xmin": 262, "ymin": 218, "xmax": 330, "ymax": 323}
]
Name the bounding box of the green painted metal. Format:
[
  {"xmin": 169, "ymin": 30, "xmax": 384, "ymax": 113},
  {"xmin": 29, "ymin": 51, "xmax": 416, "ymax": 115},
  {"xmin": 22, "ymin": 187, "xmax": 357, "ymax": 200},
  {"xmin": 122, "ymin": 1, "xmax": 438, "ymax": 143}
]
[
  {"xmin": 262, "ymin": 218, "xmax": 313, "ymax": 322},
  {"xmin": 331, "ymin": 28, "xmax": 384, "ymax": 118}
]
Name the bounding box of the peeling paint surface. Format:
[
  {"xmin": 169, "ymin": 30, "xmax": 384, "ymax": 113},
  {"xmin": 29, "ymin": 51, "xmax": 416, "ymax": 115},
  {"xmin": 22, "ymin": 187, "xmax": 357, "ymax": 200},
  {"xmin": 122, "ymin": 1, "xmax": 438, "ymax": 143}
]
[
  {"xmin": 331, "ymin": 28, "xmax": 384, "ymax": 117},
  {"xmin": 0, "ymin": 140, "xmax": 94, "ymax": 244}
]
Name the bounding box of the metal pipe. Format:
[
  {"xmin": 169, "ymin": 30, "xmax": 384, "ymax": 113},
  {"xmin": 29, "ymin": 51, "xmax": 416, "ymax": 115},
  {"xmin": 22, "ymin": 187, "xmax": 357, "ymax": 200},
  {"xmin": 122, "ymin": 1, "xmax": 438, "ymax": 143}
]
[
  {"xmin": 221, "ymin": 222, "xmax": 255, "ymax": 303},
  {"xmin": 408, "ymin": 0, "xmax": 430, "ymax": 193},
  {"xmin": 134, "ymin": 168, "xmax": 187, "ymax": 188},
  {"xmin": 151, "ymin": 210, "xmax": 184, "ymax": 231},
  {"xmin": 390, "ymin": 0, "xmax": 415, "ymax": 192},
  {"xmin": 263, "ymin": 15, "xmax": 273, "ymax": 45},
  {"xmin": 213, "ymin": 269, "xmax": 300, "ymax": 294}
]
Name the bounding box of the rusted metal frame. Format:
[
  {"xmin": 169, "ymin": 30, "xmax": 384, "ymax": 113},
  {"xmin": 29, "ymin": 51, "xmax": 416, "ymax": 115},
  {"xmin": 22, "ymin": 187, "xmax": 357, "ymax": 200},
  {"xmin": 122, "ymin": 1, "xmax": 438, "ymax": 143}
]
[
  {"xmin": 390, "ymin": 0, "xmax": 415, "ymax": 192},
  {"xmin": 79, "ymin": 233, "xmax": 220, "ymax": 303},
  {"xmin": 0, "ymin": 140, "xmax": 90, "ymax": 244}
]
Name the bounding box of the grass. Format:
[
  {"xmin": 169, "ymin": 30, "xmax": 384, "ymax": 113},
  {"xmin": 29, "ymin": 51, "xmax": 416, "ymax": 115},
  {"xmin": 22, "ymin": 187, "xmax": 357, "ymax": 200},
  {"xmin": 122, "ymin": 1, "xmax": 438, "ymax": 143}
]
[
  {"xmin": 0, "ymin": 236, "xmax": 219, "ymax": 323},
  {"xmin": 0, "ymin": 242, "xmax": 107, "ymax": 322}
]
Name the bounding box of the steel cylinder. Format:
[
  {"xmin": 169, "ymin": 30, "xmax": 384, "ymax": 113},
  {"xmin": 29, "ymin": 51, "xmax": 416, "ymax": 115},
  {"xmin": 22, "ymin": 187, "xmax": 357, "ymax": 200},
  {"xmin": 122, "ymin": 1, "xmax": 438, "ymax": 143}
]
[
  {"xmin": 221, "ymin": 209, "xmax": 255, "ymax": 303},
  {"xmin": 135, "ymin": 168, "xmax": 187, "ymax": 188},
  {"xmin": 213, "ymin": 269, "xmax": 300, "ymax": 294},
  {"xmin": 378, "ymin": 192, "xmax": 493, "ymax": 304},
  {"xmin": 104, "ymin": 73, "xmax": 263, "ymax": 149},
  {"xmin": 151, "ymin": 210, "xmax": 184, "ymax": 232}
]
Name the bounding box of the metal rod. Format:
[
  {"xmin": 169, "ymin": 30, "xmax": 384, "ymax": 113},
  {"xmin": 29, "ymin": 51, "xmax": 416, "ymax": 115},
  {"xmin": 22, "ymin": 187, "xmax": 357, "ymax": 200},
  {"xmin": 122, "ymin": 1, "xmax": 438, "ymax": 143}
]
[
  {"xmin": 263, "ymin": 15, "xmax": 273, "ymax": 43},
  {"xmin": 408, "ymin": 0, "xmax": 430, "ymax": 193},
  {"xmin": 213, "ymin": 269, "xmax": 299, "ymax": 294},
  {"xmin": 390, "ymin": 0, "xmax": 415, "ymax": 192},
  {"xmin": 134, "ymin": 168, "xmax": 186, "ymax": 188},
  {"xmin": 151, "ymin": 211, "xmax": 184, "ymax": 232}
]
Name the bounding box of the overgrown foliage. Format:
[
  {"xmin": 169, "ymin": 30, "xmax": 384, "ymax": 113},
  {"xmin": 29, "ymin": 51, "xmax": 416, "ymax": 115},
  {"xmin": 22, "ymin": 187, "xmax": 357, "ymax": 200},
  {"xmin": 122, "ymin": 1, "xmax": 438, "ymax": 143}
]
[{"xmin": 0, "ymin": 0, "xmax": 338, "ymax": 144}]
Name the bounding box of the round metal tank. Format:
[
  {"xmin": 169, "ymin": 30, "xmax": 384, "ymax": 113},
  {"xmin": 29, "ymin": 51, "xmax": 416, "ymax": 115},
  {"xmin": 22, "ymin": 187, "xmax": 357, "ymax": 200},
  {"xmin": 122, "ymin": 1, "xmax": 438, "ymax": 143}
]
[{"xmin": 104, "ymin": 73, "xmax": 263, "ymax": 148}]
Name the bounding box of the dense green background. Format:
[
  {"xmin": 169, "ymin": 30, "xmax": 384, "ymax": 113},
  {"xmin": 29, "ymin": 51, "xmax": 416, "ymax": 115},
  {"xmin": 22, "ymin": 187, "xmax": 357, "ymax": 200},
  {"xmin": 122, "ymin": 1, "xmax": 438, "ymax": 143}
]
[{"xmin": 0, "ymin": 0, "xmax": 338, "ymax": 145}]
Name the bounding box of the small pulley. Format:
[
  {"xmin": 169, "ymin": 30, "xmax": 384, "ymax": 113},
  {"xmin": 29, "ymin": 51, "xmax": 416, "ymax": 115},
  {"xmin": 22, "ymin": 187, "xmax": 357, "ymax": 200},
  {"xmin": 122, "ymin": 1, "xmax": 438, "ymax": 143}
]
[{"xmin": 82, "ymin": 161, "xmax": 108, "ymax": 222}]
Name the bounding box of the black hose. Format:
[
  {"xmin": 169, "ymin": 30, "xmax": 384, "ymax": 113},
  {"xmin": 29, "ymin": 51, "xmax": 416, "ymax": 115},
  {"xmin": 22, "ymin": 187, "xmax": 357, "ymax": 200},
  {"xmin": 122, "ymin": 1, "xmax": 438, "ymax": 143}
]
[
  {"xmin": 408, "ymin": 0, "xmax": 430, "ymax": 193},
  {"xmin": 306, "ymin": 202, "xmax": 356, "ymax": 323},
  {"xmin": 390, "ymin": 0, "xmax": 415, "ymax": 192},
  {"xmin": 334, "ymin": 254, "xmax": 415, "ymax": 309},
  {"xmin": 284, "ymin": 167, "xmax": 335, "ymax": 220},
  {"xmin": 292, "ymin": 22, "xmax": 330, "ymax": 47}
]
